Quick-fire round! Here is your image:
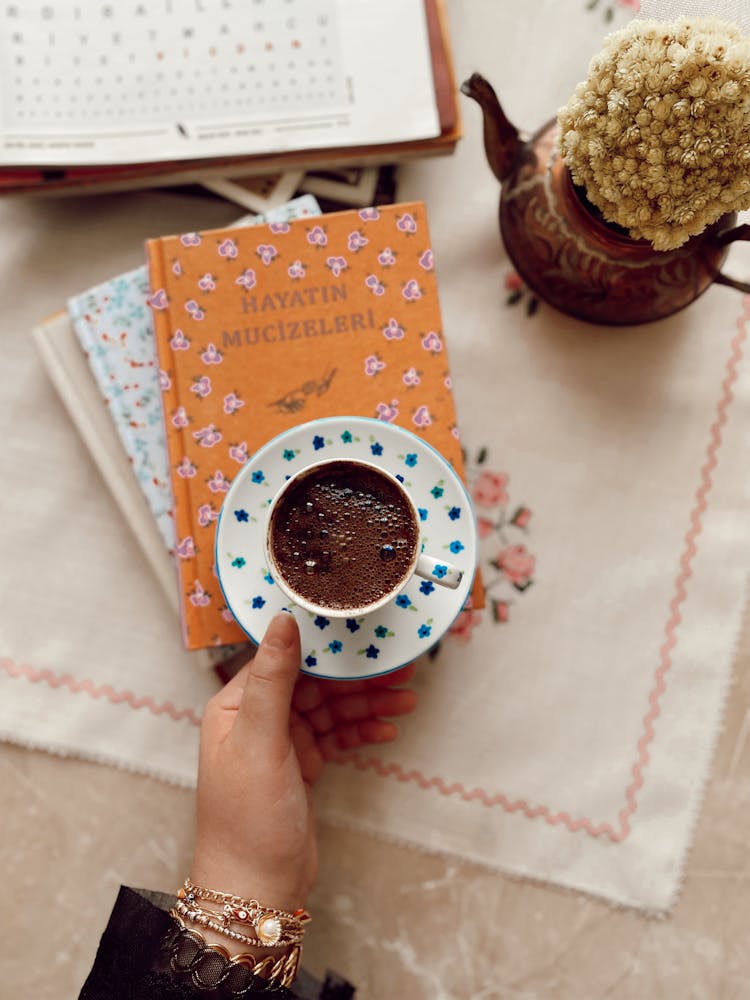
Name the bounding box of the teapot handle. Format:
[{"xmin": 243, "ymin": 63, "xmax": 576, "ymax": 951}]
[{"xmin": 712, "ymin": 223, "xmax": 750, "ymax": 294}]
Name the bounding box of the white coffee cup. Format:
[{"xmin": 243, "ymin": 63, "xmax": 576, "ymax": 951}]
[{"xmin": 264, "ymin": 457, "xmax": 463, "ymax": 618}]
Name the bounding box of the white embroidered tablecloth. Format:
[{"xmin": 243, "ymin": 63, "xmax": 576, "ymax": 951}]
[{"xmin": 1, "ymin": 0, "xmax": 749, "ymax": 911}]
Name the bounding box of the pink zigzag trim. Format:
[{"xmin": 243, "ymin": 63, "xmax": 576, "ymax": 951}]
[
  {"xmin": 339, "ymin": 301, "xmax": 749, "ymax": 843},
  {"xmin": 0, "ymin": 658, "xmax": 201, "ymax": 727},
  {"xmin": 3, "ymin": 303, "xmax": 746, "ymax": 842}
]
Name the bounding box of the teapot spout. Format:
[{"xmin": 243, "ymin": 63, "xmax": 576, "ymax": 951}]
[{"xmin": 460, "ymin": 73, "xmax": 522, "ymax": 183}]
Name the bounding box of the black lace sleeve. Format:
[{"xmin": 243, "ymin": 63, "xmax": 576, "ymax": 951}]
[{"xmin": 78, "ymin": 887, "xmax": 354, "ymax": 1000}]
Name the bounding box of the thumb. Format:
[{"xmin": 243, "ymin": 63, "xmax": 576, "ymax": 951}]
[{"xmin": 234, "ymin": 612, "xmax": 301, "ymax": 749}]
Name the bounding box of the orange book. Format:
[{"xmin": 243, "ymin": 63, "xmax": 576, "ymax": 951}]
[{"xmin": 147, "ymin": 201, "xmax": 481, "ymax": 650}]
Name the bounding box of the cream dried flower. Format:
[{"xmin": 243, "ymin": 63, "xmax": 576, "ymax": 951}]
[{"xmin": 557, "ymin": 17, "xmax": 750, "ymax": 250}]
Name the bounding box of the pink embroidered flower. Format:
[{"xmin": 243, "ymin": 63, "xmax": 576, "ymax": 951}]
[
  {"xmin": 365, "ymin": 274, "xmax": 385, "ymax": 296},
  {"xmin": 512, "ymin": 506, "xmax": 532, "ymax": 529},
  {"xmin": 375, "ymin": 399, "xmax": 399, "ymax": 422},
  {"xmin": 158, "ymin": 369, "xmax": 171, "ymax": 391},
  {"xmin": 444, "ymin": 375, "xmax": 452, "ymax": 389},
  {"xmin": 287, "ymin": 260, "xmax": 306, "ymax": 279},
  {"xmin": 402, "ymin": 367, "xmax": 421, "ymax": 386},
  {"xmin": 397, "ymin": 212, "xmax": 417, "ymax": 234},
  {"xmin": 269, "ymin": 221, "xmax": 290, "ymax": 234},
  {"xmin": 223, "ymin": 392, "xmax": 245, "ymax": 415},
  {"xmin": 364, "ymin": 355, "xmax": 386, "ymax": 376},
  {"xmin": 617, "ymin": 0, "xmax": 640, "ymax": 8},
  {"xmin": 148, "ymin": 288, "xmax": 169, "ymax": 310},
  {"xmin": 207, "ymin": 470, "xmax": 231, "ymax": 493},
  {"xmin": 493, "ymin": 544, "xmax": 535, "ymax": 589},
  {"xmin": 229, "ymin": 441, "xmax": 249, "ymax": 464},
  {"xmin": 306, "ymin": 225, "xmax": 327, "ymax": 247},
  {"xmin": 218, "ymin": 238, "xmax": 238, "ymax": 259},
  {"xmin": 200, "ymin": 343, "xmax": 223, "ymax": 365},
  {"xmin": 221, "ymin": 607, "xmax": 236, "ymax": 623},
  {"xmin": 505, "ymin": 271, "xmax": 524, "ymax": 292},
  {"xmin": 197, "ymin": 503, "xmax": 218, "ymax": 527},
  {"xmin": 347, "ymin": 230, "xmax": 368, "ymax": 251},
  {"xmin": 326, "ymin": 255, "xmax": 348, "ymax": 277},
  {"xmin": 174, "ymin": 536, "xmax": 196, "ymax": 559},
  {"xmin": 449, "ymin": 604, "xmax": 482, "ymax": 642},
  {"xmin": 412, "ymin": 405, "xmax": 432, "ymax": 427},
  {"xmin": 477, "ymin": 516, "xmax": 495, "ymax": 539},
  {"xmin": 176, "ymin": 457, "xmax": 197, "ymax": 478},
  {"xmin": 171, "ymin": 405, "xmax": 190, "ymax": 427},
  {"xmin": 492, "ymin": 600, "xmax": 510, "ymax": 624},
  {"xmin": 256, "ymin": 243, "xmax": 278, "ymax": 266},
  {"xmin": 170, "ymin": 328, "xmax": 190, "ymax": 351},
  {"xmin": 473, "ymin": 470, "xmax": 509, "ymax": 507},
  {"xmin": 402, "ymin": 279, "xmax": 423, "ymax": 302},
  {"xmin": 421, "ymin": 330, "xmax": 443, "ymax": 353},
  {"xmin": 185, "ymin": 299, "xmax": 205, "ymax": 321},
  {"xmin": 190, "ymin": 376, "xmax": 211, "ymax": 399},
  {"xmin": 381, "ymin": 317, "xmax": 404, "ymax": 340},
  {"xmin": 418, "ymin": 248, "xmax": 434, "ymax": 271},
  {"xmin": 180, "ymin": 232, "xmax": 202, "ymax": 247},
  {"xmin": 378, "ymin": 247, "xmax": 397, "ymax": 267},
  {"xmin": 189, "ymin": 581, "xmax": 211, "ymax": 607},
  {"xmin": 171, "ymin": 260, "xmax": 183, "ymax": 277},
  {"xmin": 359, "ymin": 207, "xmax": 380, "ymax": 221},
  {"xmin": 198, "ymin": 272, "xmax": 216, "ymax": 292},
  {"xmin": 451, "ymin": 426, "xmax": 461, "ymax": 440},
  {"xmin": 193, "ymin": 424, "xmax": 222, "ymax": 447},
  {"xmin": 235, "ymin": 268, "xmax": 257, "ymax": 291}
]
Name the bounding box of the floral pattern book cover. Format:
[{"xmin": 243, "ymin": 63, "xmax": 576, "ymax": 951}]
[{"xmin": 147, "ymin": 201, "xmax": 481, "ymax": 650}]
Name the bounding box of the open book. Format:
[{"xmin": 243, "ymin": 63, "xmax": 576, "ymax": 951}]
[{"xmin": 0, "ymin": 0, "xmax": 459, "ymax": 193}]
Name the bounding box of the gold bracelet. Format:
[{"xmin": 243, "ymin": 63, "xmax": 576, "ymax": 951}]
[
  {"xmin": 181, "ymin": 878, "xmax": 311, "ymax": 947},
  {"xmin": 168, "ymin": 910, "xmax": 301, "ymax": 989}
]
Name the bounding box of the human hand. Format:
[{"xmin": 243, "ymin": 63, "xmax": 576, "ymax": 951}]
[{"xmin": 192, "ymin": 612, "xmax": 417, "ymax": 915}]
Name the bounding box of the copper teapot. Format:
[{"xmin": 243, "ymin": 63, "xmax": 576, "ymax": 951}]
[{"xmin": 461, "ymin": 73, "xmax": 750, "ymax": 326}]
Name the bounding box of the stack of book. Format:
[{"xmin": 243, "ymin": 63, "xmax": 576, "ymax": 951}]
[
  {"xmin": 34, "ymin": 192, "xmax": 481, "ymax": 658},
  {"xmin": 0, "ymin": 0, "xmax": 458, "ymax": 196}
]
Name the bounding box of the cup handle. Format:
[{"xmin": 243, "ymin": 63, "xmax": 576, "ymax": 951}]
[{"xmin": 415, "ymin": 553, "xmax": 464, "ymax": 590}]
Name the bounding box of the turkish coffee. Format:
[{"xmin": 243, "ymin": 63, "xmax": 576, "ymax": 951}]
[{"xmin": 268, "ymin": 460, "xmax": 419, "ymax": 612}]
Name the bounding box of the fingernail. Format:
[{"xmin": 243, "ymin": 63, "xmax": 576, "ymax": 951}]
[{"xmin": 263, "ymin": 611, "xmax": 297, "ymax": 650}]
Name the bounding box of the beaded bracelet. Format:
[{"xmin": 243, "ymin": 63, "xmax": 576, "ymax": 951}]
[
  {"xmin": 180, "ymin": 879, "xmax": 311, "ymax": 947},
  {"xmin": 166, "ymin": 911, "xmax": 300, "ymax": 993}
]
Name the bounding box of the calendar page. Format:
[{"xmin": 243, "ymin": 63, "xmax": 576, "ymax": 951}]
[{"xmin": 0, "ymin": 0, "xmax": 440, "ymax": 166}]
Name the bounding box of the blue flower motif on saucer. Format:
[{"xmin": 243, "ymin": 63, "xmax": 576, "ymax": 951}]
[
  {"xmin": 251, "ymin": 470, "xmax": 265, "ymax": 484},
  {"xmin": 418, "ymin": 508, "xmax": 428, "ymax": 522},
  {"xmin": 418, "ymin": 624, "xmax": 432, "ymax": 639},
  {"xmin": 341, "ymin": 430, "xmax": 353, "ymax": 443},
  {"xmin": 328, "ymin": 640, "xmax": 343, "ymax": 653},
  {"xmin": 234, "ymin": 509, "xmax": 249, "ymax": 522},
  {"xmin": 419, "ymin": 580, "xmax": 435, "ymax": 596},
  {"xmin": 448, "ymin": 506, "xmax": 461, "ymax": 520},
  {"xmin": 449, "ymin": 540, "xmax": 465, "ymax": 554},
  {"xmin": 345, "ymin": 618, "xmax": 361, "ymax": 633},
  {"xmin": 370, "ymin": 441, "xmax": 383, "ymax": 456},
  {"xmin": 396, "ymin": 594, "xmax": 412, "ymax": 609},
  {"xmin": 283, "ymin": 449, "xmax": 296, "ymax": 461},
  {"xmin": 314, "ymin": 615, "xmax": 330, "ymax": 629},
  {"xmin": 363, "ymin": 644, "xmax": 380, "ymax": 659},
  {"xmin": 232, "ymin": 556, "xmax": 246, "ymax": 568},
  {"xmin": 313, "ymin": 435, "xmax": 325, "ymax": 450},
  {"xmin": 374, "ymin": 624, "xmax": 389, "ymax": 638},
  {"xmin": 432, "ymin": 564, "xmax": 448, "ymax": 579},
  {"xmin": 251, "ymin": 596, "xmax": 266, "ymax": 609},
  {"xmin": 305, "ymin": 654, "xmax": 317, "ymax": 668},
  {"xmin": 404, "ymin": 453, "xmax": 418, "ymax": 467}
]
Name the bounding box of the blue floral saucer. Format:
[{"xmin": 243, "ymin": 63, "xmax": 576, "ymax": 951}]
[{"xmin": 215, "ymin": 416, "xmax": 477, "ymax": 680}]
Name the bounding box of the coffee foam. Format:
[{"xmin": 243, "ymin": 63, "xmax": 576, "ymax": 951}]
[{"xmin": 269, "ymin": 462, "xmax": 418, "ymax": 611}]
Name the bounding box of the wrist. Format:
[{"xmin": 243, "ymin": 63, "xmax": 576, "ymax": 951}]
[{"xmin": 191, "ymin": 848, "xmax": 309, "ymax": 912}]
